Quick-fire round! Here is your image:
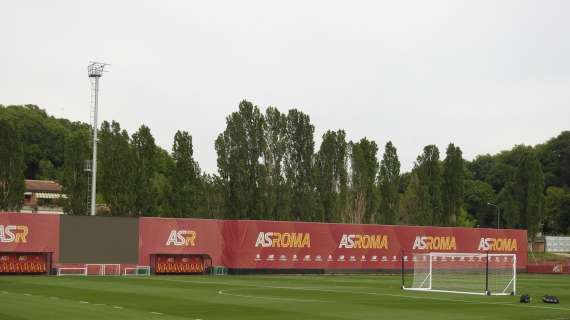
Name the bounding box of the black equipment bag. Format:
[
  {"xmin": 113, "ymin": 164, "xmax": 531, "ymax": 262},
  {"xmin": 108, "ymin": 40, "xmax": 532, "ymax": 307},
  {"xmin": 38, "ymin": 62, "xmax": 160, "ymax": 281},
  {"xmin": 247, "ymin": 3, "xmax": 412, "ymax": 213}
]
[
  {"xmin": 542, "ymin": 295, "xmax": 560, "ymax": 304},
  {"xmin": 520, "ymin": 294, "xmax": 531, "ymax": 303}
]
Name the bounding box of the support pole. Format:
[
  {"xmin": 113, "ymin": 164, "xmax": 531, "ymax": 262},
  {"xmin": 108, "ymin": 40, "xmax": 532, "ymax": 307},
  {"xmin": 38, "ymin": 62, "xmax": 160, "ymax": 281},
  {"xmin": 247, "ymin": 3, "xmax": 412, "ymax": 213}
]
[
  {"xmin": 401, "ymin": 250, "xmax": 405, "ymax": 289},
  {"xmin": 87, "ymin": 62, "xmax": 108, "ymax": 216},
  {"xmin": 485, "ymin": 251, "xmax": 489, "ymax": 295}
]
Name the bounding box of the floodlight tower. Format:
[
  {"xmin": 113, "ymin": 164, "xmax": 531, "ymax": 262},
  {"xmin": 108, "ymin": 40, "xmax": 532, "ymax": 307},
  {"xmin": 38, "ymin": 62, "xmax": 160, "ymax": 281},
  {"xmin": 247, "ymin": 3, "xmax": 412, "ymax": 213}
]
[{"xmin": 87, "ymin": 62, "xmax": 108, "ymax": 216}]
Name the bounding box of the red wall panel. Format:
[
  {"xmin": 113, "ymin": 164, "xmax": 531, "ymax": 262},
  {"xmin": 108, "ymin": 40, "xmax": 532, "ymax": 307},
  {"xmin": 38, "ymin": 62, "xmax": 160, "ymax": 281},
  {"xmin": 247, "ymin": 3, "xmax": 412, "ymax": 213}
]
[
  {"xmin": 138, "ymin": 217, "xmax": 225, "ymax": 266},
  {"xmin": 225, "ymin": 221, "xmax": 527, "ymax": 270},
  {"xmin": 138, "ymin": 218, "xmax": 527, "ymax": 270},
  {"xmin": 0, "ymin": 212, "xmax": 60, "ymax": 263}
]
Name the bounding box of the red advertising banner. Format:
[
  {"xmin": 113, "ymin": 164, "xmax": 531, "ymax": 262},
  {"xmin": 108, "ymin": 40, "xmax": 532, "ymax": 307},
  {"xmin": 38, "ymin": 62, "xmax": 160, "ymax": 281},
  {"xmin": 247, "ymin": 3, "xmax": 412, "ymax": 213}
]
[
  {"xmin": 0, "ymin": 212, "xmax": 60, "ymax": 263},
  {"xmin": 224, "ymin": 221, "xmax": 527, "ymax": 270},
  {"xmin": 139, "ymin": 218, "xmax": 527, "ymax": 270},
  {"xmin": 138, "ymin": 217, "xmax": 225, "ymax": 266}
]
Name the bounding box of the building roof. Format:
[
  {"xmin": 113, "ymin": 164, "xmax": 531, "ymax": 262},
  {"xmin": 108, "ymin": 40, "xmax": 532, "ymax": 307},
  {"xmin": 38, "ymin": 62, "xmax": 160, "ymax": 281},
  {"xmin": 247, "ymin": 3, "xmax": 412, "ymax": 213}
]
[{"xmin": 25, "ymin": 180, "xmax": 63, "ymax": 193}]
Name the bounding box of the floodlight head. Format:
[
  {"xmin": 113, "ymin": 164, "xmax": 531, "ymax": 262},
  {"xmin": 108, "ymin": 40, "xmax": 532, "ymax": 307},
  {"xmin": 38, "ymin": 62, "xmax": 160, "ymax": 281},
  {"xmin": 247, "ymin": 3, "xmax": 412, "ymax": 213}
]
[{"xmin": 88, "ymin": 62, "xmax": 109, "ymax": 78}]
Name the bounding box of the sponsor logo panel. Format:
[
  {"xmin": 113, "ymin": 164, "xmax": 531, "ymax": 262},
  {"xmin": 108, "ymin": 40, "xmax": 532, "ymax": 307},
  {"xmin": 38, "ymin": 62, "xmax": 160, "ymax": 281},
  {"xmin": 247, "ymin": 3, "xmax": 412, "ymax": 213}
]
[
  {"xmin": 338, "ymin": 234, "xmax": 388, "ymax": 249},
  {"xmin": 0, "ymin": 225, "xmax": 28, "ymax": 243},
  {"xmin": 477, "ymin": 237, "xmax": 517, "ymax": 251},
  {"xmin": 166, "ymin": 230, "xmax": 197, "ymax": 246},
  {"xmin": 254, "ymin": 232, "xmax": 311, "ymax": 248},
  {"xmin": 412, "ymin": 235, "xmax": 456, "ymax": 250}
]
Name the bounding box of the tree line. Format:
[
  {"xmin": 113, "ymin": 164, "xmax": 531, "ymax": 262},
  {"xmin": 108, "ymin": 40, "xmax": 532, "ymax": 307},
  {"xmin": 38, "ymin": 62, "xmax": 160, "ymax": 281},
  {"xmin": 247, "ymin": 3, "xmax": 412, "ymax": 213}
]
[{"xmin": 1, "ymin": 103, "xmax": 569, "ymax": 236}]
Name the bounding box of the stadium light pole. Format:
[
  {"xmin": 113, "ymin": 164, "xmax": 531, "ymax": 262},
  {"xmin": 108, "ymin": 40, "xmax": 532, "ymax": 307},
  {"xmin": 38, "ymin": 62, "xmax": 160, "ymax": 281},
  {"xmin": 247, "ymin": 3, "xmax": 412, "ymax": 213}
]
[
  {"xmin": 487, "ymin": 203, "xmax": 500, "ymax": 229},
  {"xmin": 87, "ymin": 62, "xmax": 108, "ymax": 216}
]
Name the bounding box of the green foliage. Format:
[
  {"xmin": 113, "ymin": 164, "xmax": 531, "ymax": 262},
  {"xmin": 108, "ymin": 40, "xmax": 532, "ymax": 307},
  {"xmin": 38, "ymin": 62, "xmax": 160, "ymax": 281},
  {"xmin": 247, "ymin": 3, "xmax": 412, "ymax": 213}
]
[
  {"xmin": 0, "ymin": 118, "xmax": 25, "ymax": 211},
  {"xmin": 543, "ymin": 186, "xmax": 570, "ymax": 234},
  {"xmin": 536, "ymin": 131, "xmax": 570, "ymax": 188},
  {"xmin": 0, "ymin": 104, "xmax": 84, "ymax": 179},
  {"xmin": 169, "ymin": 131, "xmax": 200, "ymax": 217},
  {"xmin": 511, "ymin": 150, "xmax": 545, "ymax": 239},
  {"xmin": 463, "ymin": 179, "xmax": 496, "ymax": 226},
  {"xmin": 348, "ymin": 138, "xmax": 379, "ymax": 224},
  {"xmin": 2, "ymin": 103, "xmax": 569, "ymax": 233},
  {"xmin": 61, "ymin": 129, "xmax": 90, "ymax": 215},
  {"xmin": 456, "ymin": 208, "xmax": 477, "ymax": 227},
  {"xmin": 442, "ymin": 143, "xmax": 464, "ymax": 226},
  {"xmin": 315, "ymin": 130, "xmax": 348, "ymax": 222},
  {"xmin": 379, "ymin": 141, "xmax": 400, "ymax": 225},
  {"xmin": 132, "ymin": 125, "xmax": 157, "ymax": 216},
  {"xmin": 215, "ymin": 100, "xmax": 266, "ymax": 219},
  {"xmin": 413, "ymin": 145, "xmax": 443, "ymax": 225},
  {"xmin": 98, "ymin": 121, "xmax": 136, "ymax": 216},
  {"xmin": 285, "ymin": 109, "xmax": 318, "ymax": 221},
  {"xmin": 263, "ymin": 107, "xmax": 290, "ymax": 220}
]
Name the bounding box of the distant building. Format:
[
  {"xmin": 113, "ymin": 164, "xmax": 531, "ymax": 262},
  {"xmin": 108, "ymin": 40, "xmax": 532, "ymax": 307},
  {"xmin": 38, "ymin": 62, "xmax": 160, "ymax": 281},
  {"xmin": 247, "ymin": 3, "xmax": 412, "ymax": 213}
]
[{"xmin": 21, "ymin": 180, "xmax": 67, "ymax": 214}]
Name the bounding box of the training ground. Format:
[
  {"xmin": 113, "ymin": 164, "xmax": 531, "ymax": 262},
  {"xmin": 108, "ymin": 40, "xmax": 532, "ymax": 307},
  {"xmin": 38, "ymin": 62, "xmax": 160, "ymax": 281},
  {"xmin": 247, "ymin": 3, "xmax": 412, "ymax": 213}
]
[{"xmin": 0, "ymin": 274, "xmax": 568, "ymax": 320}]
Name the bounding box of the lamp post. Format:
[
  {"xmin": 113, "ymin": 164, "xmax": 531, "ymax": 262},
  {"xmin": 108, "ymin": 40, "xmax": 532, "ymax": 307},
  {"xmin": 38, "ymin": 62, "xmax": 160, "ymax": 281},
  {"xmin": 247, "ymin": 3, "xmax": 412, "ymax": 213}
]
[{"xmin": 487, "ymin": 203, "xmax": 500, "ymax": 229}]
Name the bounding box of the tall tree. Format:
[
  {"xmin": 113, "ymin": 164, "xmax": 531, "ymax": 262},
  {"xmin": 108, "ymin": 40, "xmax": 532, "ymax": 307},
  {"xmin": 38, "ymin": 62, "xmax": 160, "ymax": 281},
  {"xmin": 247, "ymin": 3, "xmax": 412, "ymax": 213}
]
[
  {"xmin": 348, "ymin": 138, "xmax": 379, "ymax": 224},
  {"xmin": 442, "ymin": 143, "xmax": 464, "ymax": 226},
  {"xmin": 98, "ymin": 121, "xmax": 136, "ymax": 216},
  {"xmin": 284, "ymin": 109, "xmax": 317, "ymax": 221},
  {"xmin": 169, "ymin": 130, "xmax": 200, "ymax": 217},
  {"xmin": 0, "ymin": 119, "xmax": 25, "ymax": 211},
  {"xmin": 263, "ymin": 107, "xmax": 290, "ymax": 220},
  {"xmin": 379, "ymin": 141, "xmax": 400, "ymax": 224},
  {"xmin": 315, "ymin": 130, "xmax": 348, "ymax": 222},
  {"xmin": 132, "ymin": 125, "xmax": 157, "ymax": 216},
  {"xmin": 215, "ymin": 100, "xmax": 266, "ymax": 219},
  {"xmin": 543, "ymin": 186, "xmax": 570, "ymax": 234},
  {"xmin": 414, "ymin": 145, "xmax": 443, "ymax": 225},
  {"xmin": 61, "ymin": 129, "xmax": 90, "ymax": 215},
  {"xmin": 512, "ymin": 150, "xmax": 545, "ymax": 239}
]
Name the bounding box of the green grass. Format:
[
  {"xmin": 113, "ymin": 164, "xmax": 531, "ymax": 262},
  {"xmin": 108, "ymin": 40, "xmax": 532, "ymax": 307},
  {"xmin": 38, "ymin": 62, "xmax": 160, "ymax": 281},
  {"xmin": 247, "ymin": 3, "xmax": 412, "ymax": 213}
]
[{"xmin": 0, "ymin": 274, "xmax": 568, "ymax": 320}]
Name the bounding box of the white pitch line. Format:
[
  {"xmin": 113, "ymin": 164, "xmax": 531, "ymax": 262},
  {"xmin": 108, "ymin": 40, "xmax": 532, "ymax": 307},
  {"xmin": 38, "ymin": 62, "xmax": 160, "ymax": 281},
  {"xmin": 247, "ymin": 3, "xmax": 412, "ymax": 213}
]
[
  {"xmin": 79, "ymin": 301, "xmax": 89, "ymax": 304},
  {"xmin": 151, "ymin": 311, "xmax": 163, "ymax": 315},
  {"xmin": 137, "ymin": 277, "xmax": 570, "ymax": 312},
  {"xmin": 113, "ymin": 306, "xmax": 123, "ymax": 309},
  {"xmin": 23, "ymin": 293, "xmax": 32, "ymax": 297},
  {"xmin": 218, "ymin": 289, "xmax": 325, "ymax": 303}
]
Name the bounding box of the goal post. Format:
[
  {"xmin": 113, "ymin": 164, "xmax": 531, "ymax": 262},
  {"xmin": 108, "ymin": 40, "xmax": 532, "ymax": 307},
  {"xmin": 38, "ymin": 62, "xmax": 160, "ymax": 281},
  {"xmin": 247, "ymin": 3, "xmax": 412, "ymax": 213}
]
[
  {"xmin": 402, "ymin": 252, "xmax": 516, "ymax": 296},
  {"xmin": 123, "ymin": 266, "xmax": 150, "ymax": 276}
]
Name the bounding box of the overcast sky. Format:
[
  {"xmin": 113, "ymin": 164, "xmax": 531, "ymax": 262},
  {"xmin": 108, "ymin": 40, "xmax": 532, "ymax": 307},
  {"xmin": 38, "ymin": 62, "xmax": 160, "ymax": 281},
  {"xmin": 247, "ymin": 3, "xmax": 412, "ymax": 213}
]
[{"xmin": 1, "ymin": 0, "xmax": 569, "ymax": 173}]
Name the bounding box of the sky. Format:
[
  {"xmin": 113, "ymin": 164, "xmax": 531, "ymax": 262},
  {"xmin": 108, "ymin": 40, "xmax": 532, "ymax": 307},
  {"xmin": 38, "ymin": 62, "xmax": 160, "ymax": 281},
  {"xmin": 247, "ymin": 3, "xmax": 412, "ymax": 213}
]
[{"xmin": 1, "ymin": 0, "xmax": 569, "ymax": 174}]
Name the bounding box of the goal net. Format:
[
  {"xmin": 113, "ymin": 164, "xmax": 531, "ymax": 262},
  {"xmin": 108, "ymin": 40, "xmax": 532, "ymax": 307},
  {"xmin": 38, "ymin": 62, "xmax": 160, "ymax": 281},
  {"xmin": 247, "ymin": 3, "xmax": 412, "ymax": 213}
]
[
  {"xmin": 403, "ymin": 252, "xmax": 516, "ymax": 296},
  {"xmin": 123, "ymin": 266, "xmax": 150, "ymax": 276}
]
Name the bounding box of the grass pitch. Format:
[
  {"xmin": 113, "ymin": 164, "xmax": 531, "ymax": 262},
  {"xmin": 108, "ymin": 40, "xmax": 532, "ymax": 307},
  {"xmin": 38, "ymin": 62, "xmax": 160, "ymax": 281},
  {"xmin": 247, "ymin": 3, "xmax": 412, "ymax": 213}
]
[{"xmin": 0, "ymin": 274, "xmax": 568, "ymax": 320}]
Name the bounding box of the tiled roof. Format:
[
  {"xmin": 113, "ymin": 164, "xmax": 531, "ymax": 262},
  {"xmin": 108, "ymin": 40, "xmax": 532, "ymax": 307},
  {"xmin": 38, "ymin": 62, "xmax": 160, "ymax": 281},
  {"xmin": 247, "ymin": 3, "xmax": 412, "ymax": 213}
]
[{"xmin": 25, "ymin": 180, "xmax": 63, "ymax": 193}]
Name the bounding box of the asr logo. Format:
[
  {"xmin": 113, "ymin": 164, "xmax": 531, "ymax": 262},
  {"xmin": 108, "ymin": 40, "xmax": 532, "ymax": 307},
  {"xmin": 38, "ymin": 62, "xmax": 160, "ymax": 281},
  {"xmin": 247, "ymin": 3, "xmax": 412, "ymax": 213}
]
[
  {"xmin": 255, "ymin": 232, "xmax": 311, "ymax": 248},
  {"xmin": 412, "ymin": 236, "xmax": 456, "ymax": 250},
  {"xmin": 166, "ymin": 230, "xmax": 197, "ymax": 246},
  {"xmin": 338, "ymin": 234, "xmax": 388, "ymax": 249},
  {"xmin": 0, "ymin": 225, "xmax": 28, "ymax": 243},
  {"xmin": 478, "ymin": 238, "xmax": 517, "ymax": 251}
]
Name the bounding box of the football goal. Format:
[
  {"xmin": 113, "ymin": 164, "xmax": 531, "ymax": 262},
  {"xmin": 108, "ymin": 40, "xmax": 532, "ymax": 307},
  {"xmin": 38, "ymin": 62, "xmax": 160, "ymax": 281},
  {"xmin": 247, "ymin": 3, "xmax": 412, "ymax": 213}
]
[
  {"xmin": 85, "ymin": 264, "xmax": 121, "ymax": 276},
  {"xmin": 57, "ymin": 267, "xmax": 88, "ymax": 276},
  {"xmin": 123, "ymin": 266, "xmax": 151, "ymax": 276},
  {"xmin": 402, "ymin": 252, "xmax": 516, "ymax": 296}
]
